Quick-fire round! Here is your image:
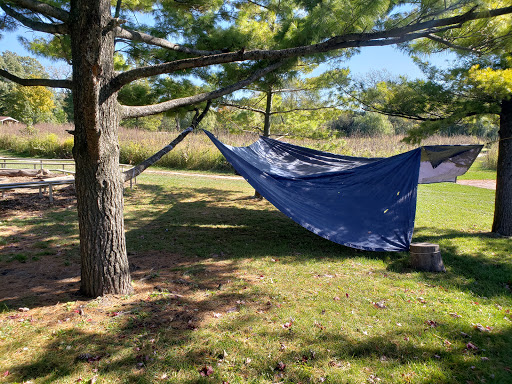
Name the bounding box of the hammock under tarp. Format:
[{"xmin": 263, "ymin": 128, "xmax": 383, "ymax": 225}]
[{"xmin": 204, "ymin": 130, "xmax": 482, "ymax": 252}]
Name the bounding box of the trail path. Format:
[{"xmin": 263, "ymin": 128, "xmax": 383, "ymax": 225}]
[
  {"xmin": 146, "ymin": 170, "xmax": 498, "ymax": 190},
  {"xmin": 456, "ymin": 180, "xmax": 496, "ymax": 190}
]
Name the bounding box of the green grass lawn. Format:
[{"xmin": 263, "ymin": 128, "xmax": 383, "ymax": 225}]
[
  {"xmin": 0, "ymin": 172, "xmax": 510, "ymax": 384},
  {"xmin": 457, "ymin": 159, "xmax": 496, "ymax": 180}
]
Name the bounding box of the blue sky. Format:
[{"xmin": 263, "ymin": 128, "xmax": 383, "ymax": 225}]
[{"xmin": 0, "ymin": 29, "xmax": 456, "ymax": 80}]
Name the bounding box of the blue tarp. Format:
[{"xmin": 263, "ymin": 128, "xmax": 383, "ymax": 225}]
[{"xmin": 204, "ymin": 130, "xmax": 482, "ymax": 252}]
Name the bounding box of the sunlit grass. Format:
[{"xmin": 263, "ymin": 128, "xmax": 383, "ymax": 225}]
[{"xmin": 0, "ymin": 171, "xmax": 510, "ymax": 384}]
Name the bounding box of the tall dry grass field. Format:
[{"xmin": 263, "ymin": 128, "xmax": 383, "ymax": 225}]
[{"xmin": 0, "ymin": 122, "xmax": 488, "ymax": 171}]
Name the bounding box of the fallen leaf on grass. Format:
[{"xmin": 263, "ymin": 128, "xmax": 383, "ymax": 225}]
[
  {"xmin": 275, "ymin": 361, "xmax": 286, "ymax": 371},
  {"xmin": 199, "ymin": 365, "xmax": 214, "ymax": 377},
  {"xmin": 449, "ymin": 313, "xmax": 462, "ymax": 318},
  {"xmin": 329, "ymin": 361, "xmax": 351, "ymax": 368},
  {"xmin": 18, "ymin": 307, "xmax": 29, "ymax": 312},
  {"xmin": 76, "ymin": 354, "xmax": 103, "ymax": 363},
  {"xmin": 473, "ymin": 323, "xmax": 492, "ymax": 332},
  {"xmin": 466, "ymin": 342, "xmax": 478, "ymax": 351},
  {"xmin": 373, "ymin": 301, "xmax": 386, "ymax": 309},
  {"xmin": 425, "ymin": 320, "xmax": 438, "ymax": 328},
  {"xmin": 314, "ymin": 321, "xmax": 325, "ymax": 330},
  {"xmin": 2, "ymin": 371, "xmax": 9, "ymax": 377}
]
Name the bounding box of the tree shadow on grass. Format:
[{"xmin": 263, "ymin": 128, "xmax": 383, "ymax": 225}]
[
  {"xmin": 2, "ymin": 182, "xmax": 512, "ymax": 383},
  {"xmin": 5, "ymin": 279, "xmax": 511, "ymax": 383},
  {"xmin": 125, "ymin": 183, "xmax": 397, "ymax": 264}
]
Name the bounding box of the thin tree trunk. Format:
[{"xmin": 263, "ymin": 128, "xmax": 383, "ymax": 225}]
[
  {"xmin": 263, "ymin": 89, "xmax": 272, "ymax": 137},
  {"xmin": 492, "ymin": 98, "xmax": 512, "ymax": 236},
  {"xmin": 254, "ymin": 89, "xmax": 273, "ymax": 199},
  {"xmin": 70, "ymin": 0, "xmax": 132, "ymax": 297}
]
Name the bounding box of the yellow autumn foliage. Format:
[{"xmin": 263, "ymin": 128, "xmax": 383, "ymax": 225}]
[{"xmin": 468, "ymin": 65, "xmax": 512, "ymax": 100}]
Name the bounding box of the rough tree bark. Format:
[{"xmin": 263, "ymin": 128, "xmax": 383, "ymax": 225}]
[
  {"xmin": 493, "ymin": 98, "xmax": 512, "ymax": 236},
  {"xmin": 70, "ymin": 0, "xmax": 132, "ymax": 296}
]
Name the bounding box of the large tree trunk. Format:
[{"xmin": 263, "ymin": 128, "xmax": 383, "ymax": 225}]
[
  {"xmin": 492, "ymin": 98, "xmax": 512, "ymax": 236},
  {"xmin": 70, "ymin": 0, "xmax": 132, "ymax": 296}
]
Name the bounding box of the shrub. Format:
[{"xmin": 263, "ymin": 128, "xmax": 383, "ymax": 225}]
[
  {"xmin": 351, "ymin": 112, "xmax": 394, "ymax": 136},
  {"xmin": 482, "ymin": 143, "xmax": 498, "ymax": 170},
  {"xmin": 0, "ymin": 122, "xmax": 484, "ymax": 172}
]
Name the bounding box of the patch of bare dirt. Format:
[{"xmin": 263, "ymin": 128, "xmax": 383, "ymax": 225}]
[
  {"xmin": 0, "ymin": 184, "xmax": 76, "ymax": 219},
  {"xmin": 0, "ymin": 248, "xmax": 246, "ymax": 333}
]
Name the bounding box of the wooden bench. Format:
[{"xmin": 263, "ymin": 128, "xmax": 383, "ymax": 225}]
[{"xmin": 0, "ymin": 177, "xmax": 75, "ymax": 203}]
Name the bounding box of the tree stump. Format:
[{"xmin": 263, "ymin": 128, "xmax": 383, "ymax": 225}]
[{"xmin": 409, "ymin": 243, "xmax": 446, "ymax": 272}]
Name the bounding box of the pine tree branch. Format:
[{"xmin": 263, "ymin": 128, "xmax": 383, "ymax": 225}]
[
  {"xmin": 220, "ymin": 103, "xmax": 340, "ymax": 115},
  {"xmin": 0, "ymin": 68, "xmax": 73, "ymax": 88},
  {"xmin": 110, "ymin": 5, "xmax": 512, "ymax": 93},
  {"xmin": 0, "ymin": 3, "xmax": 68, "ymax": 34},
  {"xmin": 123, "ymin": 101, "xmax": 211, "ymax": 182},
  {"xmin": 219, "ymin": 103, "xmax": 266, "ymax": 114},
  {"xmin": 2, "ymin": 0, "xmax": 69, "ymax": 22},
  {"xmin": 119, "ymin": 61, "xmax": 286, "ymax": 119},
  {"xmin": 114, "ymin": 27, "xmax": 221, "ymax": 56},
  {"xmin": 426, "ymin": 33, "xmax": 481, "ymax": 54},
  {"xmin": 271, "ymin": 106, "xmax": 340, "ymax": 115}
]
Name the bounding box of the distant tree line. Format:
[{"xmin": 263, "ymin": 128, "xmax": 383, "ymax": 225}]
[{"xmin": 0, "ymin": 51, "xmax": 499, "ymax": 140}]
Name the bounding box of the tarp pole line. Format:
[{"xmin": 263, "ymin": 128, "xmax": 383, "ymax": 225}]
[
  {"xmin": 203, "ymin": 130, "xmax": 482, "ymax": 252},
  {"xmin": 485, "ymin": 136, "xmax": 512, "ymax": 146}
]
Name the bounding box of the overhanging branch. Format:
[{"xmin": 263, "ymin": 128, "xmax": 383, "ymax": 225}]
[
  {"xmin": 220, "ymin": 103, "xmax": 340, "ymax": 115},
  {"xmin": 0, "ymin": 68, "xmax": 73, "ymax": 88},
  {"xmin": 114, "ymin": 27, "xmax": 220, "ymax": 56},
  {"xmin": 219, "ymin": 103, "xmax": 266, "ymax": 115},
  {"xmin": 3, "ymin": 0, "xmax": 69, "ymax": 22},
  {"xmin": 426, "ymin": 33, "xmax": 481, "ymax": 54},
  {"xmin": 271, "ymin": 106, "xmax": 340, "ymax": 115},
  {"xmin": 1, "ymin": 3, "xmax": 68, "ymax": 34},
  {"xmin": 120, "ymin": 61, "xmax": 286, "ymax": 119},
  {"xmin": 110, "ymin": 5, "xmax": 512, "ymax": 94}
]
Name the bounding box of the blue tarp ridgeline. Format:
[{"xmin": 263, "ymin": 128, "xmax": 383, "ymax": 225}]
[{"xmin": 204, "ymin": 130, "xmax": 482, "ymax": 252}]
